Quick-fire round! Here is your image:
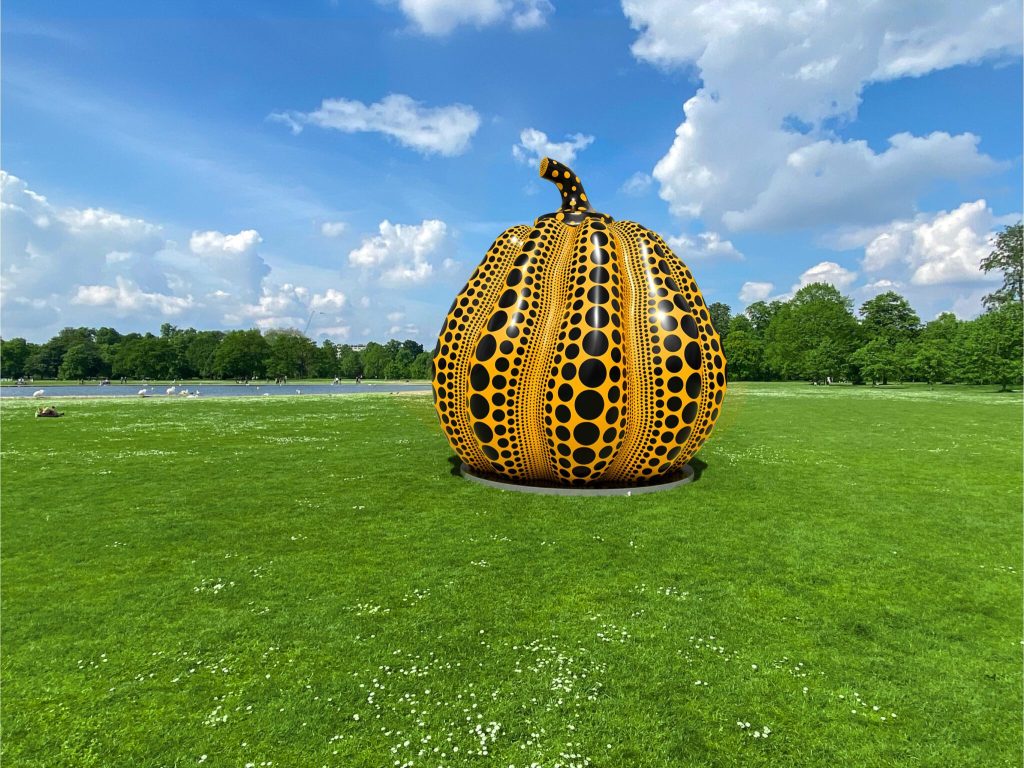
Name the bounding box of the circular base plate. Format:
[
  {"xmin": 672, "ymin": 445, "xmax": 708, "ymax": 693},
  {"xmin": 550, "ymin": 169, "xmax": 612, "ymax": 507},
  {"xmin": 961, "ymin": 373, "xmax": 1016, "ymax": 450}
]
[{"xmin": 459, "ymin": 463, "xmax": 695, "ymax": 496}]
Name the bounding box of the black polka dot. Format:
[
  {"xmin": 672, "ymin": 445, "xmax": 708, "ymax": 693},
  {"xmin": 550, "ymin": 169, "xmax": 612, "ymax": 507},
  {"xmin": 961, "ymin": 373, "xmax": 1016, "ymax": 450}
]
[
  {"xmin": 558, "ymin": 383, "xmax": 574, "ymax": 402},
  {"xmin": 664, "ymin": 335, "xmax": 681, "ymax": 353},
  {"xmin": 565, "ymin": 344, "xmax": 580, "ymax": 360},
  {"xmin": 574, "ymin": 422, "xmax": 600, "ymax": 445},
  {"xmin": 667, "ymin": 376, "xmax": 684, "ymax": 393},
  {"xmin": 498, "ymin": 289, "xmax": 517, "ymax": 308},
  {"xmin": 682, "ymin": 316, "xmax": 699, "ymax": 338},
  {"xmin": 555, "ymin": 405, "xmax": 571, "ymax": 423},
  {"xmin": 556, "ymin": 426, "xmax": 570, "ymax": 441},
  {"xmin": 487, "ymin": 311, "xmax": 507, "ymax": 332},
  {"xmin": 506, "ymin": 269, "xmax": 522, "ymax": 287},
  {"xmin": 470, "ymin": 394, "xmax": 489, "ymax": 418},
  {"xmin": 561, "ymin": 362, "xmax": 576, "ymax": 380},
  {"xmin": 682, "ymin": 402, "xmax": 698, "ymax": 424},
  {"xmin": 499, "ymin": 340, "xmax": 513, "ymax": 354},
  {"xmin": 575, "ymin": 390, "xmax": 604, "ymax": 420},
  {"xmin": 473, "ymin": 422, "xmax": 493, "ymax": 442},
  {"xmin": 573, "ymin": 447, "xmax": 596, "ymax": 464},
  {"xmin": 605, "ymin": 406, "xmax": 619, "ymax": 424},
  {"xmin": 470, "ymin": 365, "xmax": 489, "ymax": 391},
  {"xmin": 665, "ymin": 356, "xmax": 683, "ymax": 373},
  {"xmin": 588, "ymin": 286, "xmax": 610, "ymax": 304},
  {"xmin": 686, "ymin": 373, "xmax": 701, "ymax": 398},
  {"xmin": 482, "ymin": 445, "xmax": 499, "ymax": 460},
  {"xmin": 579, "ymin": 359, "xmax": 607, "ymax": 387},
  {"xmin": 660, "ymin": 314, "xmax": 678, "ymax": 332},
  {"xmin": 590, "ymin": 267, "xmax": 609, "ymax": 284},
  {"xmin": 685, "ymin": 342, "xmax": 701, "ymax": 369},
  {"xmin": 673, "ymin": 294, "xmax": 691, "ymax": 312},
  {"xmin": 587, "ymin": 307, "xmax": 610, "ymax": 328},
  {"xmin": 476, "ymin": 335, "xmax": 496, "ymax": 362},
  {"xmin": 583, "ymin": 330, "xmax": 608, "ymax": 356}
]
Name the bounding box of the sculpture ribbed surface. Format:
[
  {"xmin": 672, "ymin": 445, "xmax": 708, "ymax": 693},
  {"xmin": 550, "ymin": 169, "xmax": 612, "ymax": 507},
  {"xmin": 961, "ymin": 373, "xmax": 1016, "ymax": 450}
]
[{"xmin": 432, "ymin": 158, "xmax": 726, "ymax": 485}]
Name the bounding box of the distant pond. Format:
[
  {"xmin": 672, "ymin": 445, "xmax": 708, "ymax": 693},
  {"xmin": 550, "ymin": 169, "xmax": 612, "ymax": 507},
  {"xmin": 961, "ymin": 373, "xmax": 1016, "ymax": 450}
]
[{"xmin": 0, "ymin": 383, "xmax": 432, "ymax": 399}]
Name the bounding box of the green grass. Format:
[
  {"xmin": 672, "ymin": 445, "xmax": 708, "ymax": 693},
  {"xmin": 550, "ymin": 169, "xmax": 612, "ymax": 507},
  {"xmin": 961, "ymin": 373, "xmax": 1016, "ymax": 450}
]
[{"xmin": 1, "ymin": 383, "xmax": 1020, "ymax": 767}]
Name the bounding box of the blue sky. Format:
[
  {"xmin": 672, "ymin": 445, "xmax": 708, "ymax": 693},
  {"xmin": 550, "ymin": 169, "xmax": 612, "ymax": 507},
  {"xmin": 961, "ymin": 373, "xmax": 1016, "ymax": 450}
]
[{"xmin": 2, "ymin": 0, "xmax": 1021, "ymax": 344}]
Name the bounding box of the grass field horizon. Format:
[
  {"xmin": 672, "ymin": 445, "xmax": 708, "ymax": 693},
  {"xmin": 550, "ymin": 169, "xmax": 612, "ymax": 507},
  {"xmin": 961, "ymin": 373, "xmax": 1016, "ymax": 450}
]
[{"xmin": 2, "ymin": 383, "xmax": 1020, "ymax": 767}]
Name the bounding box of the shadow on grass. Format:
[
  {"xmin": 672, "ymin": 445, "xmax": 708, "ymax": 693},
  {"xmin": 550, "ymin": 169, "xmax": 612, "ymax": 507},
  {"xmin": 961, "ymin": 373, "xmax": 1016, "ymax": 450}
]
[{"xmin": 448, "ymin": 454, "xmax": 708, "ymax": 484}]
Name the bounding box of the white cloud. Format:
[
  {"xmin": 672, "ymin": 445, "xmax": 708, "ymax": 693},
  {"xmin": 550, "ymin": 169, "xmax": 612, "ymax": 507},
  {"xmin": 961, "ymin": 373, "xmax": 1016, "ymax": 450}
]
[
  {"xmin": 622, "ymin": 0, "xmax": 1019, "ymax": 231},
  {"xmin": 513, "ymin": 128, "xmax": 594, "ymax": 167},
  {"xmin": 796, "ymin": 261, "xmax": 857, "ymax": 291},
  {"xmin": 739, "ymin": 281, "xmax": 774, "ymax": 304},
  {"xmin": 666, "ymin": 231, "xmax": 743, "ymax": 260},
  {"xmin": 620, "ymin": 171, "xmax": 653, "ymax": 196},
  {"xmin": 0, "ymin": 170, "xmax": 357, "ymax": 341},
  {"xmin": 860, "ymin": 200, "xmax": 1012, "ymax": 286},
  {"xmin": 391, "ymin": 0, "xmax": 552, "ymax": 35},
  {"xmin": 190, "ymin": 229, "xmax": 262, "ymax": 255},
  {"xmin": 349, "ymin": 219, "xmax": 449, "ymax": 284},
  {"xmin": 320, "ymin": 221, "xmax": 347, "ymax": 238},
  {"xmin": 72, "ymin": 276, "xmax": 194, "ymax": 316},
  {"xmin": 271, "ymin": 94, "xmax": 481, "ymax": 157},
  {"xmin": 311, "ymin": 288, "xmax": 347, "ymax": 311}
]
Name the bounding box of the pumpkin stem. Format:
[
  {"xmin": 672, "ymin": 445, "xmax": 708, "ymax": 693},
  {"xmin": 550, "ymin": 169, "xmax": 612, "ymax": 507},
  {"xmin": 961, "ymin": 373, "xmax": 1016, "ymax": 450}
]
[{"xmin": 539, "ymin": 157, "xmax": 592, "ymax": 214}]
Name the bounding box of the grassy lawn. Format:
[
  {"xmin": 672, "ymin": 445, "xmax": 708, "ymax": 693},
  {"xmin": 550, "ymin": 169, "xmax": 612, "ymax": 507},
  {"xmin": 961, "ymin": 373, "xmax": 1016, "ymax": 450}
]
[{"xmin": 1, "ymin": 383, "xmax": 1020, "ymax": 767}]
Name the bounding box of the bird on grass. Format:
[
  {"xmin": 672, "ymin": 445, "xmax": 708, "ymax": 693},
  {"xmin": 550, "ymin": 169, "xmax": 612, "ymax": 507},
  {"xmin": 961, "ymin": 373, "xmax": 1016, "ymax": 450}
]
[{"xmin": 32, "ymin": 389, "xmax": 44, "ymax": 398}]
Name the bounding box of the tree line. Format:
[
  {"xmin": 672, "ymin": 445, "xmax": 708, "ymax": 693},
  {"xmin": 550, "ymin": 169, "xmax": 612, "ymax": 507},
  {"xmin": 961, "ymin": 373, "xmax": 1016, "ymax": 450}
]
[
  {"xmin": 0, "ymin": 326, "xmax": 432, "ymax": 382},
  {"xmin": 710, "ymin": 223, "xmax": 1023, "ymax": 390},
  {"xmin": 2, "ymin": 225, "xmax": 1020, "ymax": 388}
]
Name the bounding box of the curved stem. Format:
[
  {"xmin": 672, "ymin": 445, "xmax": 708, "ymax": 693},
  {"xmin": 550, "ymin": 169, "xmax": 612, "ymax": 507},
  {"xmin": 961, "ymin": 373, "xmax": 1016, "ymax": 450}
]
[{"xmin": 539, "ymin": 157, "xmax": 592, "ymax": 213}]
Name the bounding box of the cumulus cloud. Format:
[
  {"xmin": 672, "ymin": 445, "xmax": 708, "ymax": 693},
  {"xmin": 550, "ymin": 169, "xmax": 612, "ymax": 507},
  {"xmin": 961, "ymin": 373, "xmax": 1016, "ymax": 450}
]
[
  {"xmin": 390, "ymin": 0, "xmax": 553, "ymax": 35},
  {"xmin": 620, "ymin": 171, "xmax": 653, "ymax": 196},
  {"xmin": 270, "ymin": 94, "xmax": 480, "ymax": 157},
  {"xmin": 513, "ymin": 128, "xmax": 594, "ymax": 167},
  {"xmin": 795, "ymin": 261, "xmax": 858, "ymax": 291},
  {"xmin": 320, "ymin": 221, "xmax": 347, "ymax": 238},
  {"xmin": 72, "ymin": 276, "xmax": 194, "ymax": 316},
  {"xmin": 739, "ymin": 281, "xmax": 774, "ymax": 304},
  {"xmin": 349, "ymin": 219, "xmax": 449, "ymax": 284},
  {"xmin": 859, "ymin": 200, "xmax": 1013, "ymax": 286},
  {"xmin": 0, "ymin": 170, "xmax": 354, "ymax": 340},
  {"xmin": 666, "ymin": 231, "xmax": 743, "ymax": 260},
  {"xmin": 622, "ymin": 0, "xmax": 1019, "ymax": 230}
]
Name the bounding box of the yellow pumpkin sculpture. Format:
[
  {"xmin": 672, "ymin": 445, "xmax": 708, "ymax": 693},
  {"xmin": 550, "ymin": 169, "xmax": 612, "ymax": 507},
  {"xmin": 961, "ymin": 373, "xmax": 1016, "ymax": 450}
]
[{"xmin": 432, "ymin": 157, "xmax": 726, "ymax": 486}]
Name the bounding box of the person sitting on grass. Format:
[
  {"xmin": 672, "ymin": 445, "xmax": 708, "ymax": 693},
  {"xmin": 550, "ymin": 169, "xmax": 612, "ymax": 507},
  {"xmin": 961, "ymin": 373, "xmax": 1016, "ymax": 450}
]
[{"xmin": 36, "ymin": 406, "xmax": 64, "ymax": 418}]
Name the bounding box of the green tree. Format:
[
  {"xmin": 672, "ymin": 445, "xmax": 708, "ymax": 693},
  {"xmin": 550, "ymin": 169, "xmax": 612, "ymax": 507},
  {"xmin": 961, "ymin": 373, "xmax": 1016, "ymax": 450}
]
[
  {"xmin": 265, "ymin": 329, "xmax": 318, "ymax": 378},
  {"xmin": 959, "ymin": 304, "xmax": 1023, "ymax": 390},
  {"xmin": 981, "ymin": 222, "xmax": 1023, "ymax": 309},
  {"xmin": 721, "ymin": 329, "xmax": 764, "ymax": 380},
  {"xmin": 0, "ymin": 338, "xmax": 34, "ymax": 379},
  {"xmin": 213, "ymin": 330, "xmax": 270, "ymax": 379},
  {"xmin": 311, "ymin": 340, "xmax": 338, "ymax": 378},
  {"xmin": 855, "ymin": 292, "xmax": 921, "ymax": 384},
  {"xmin": 850, "ymin": 337, "xmax": 896, "ymax": 385},
  {"xmin": 763, "ymin": 284, "xmax": 860, "ymax": 381},
  {"xmin": 913, "ymin": 338, "xmax": 950, "ymax": 387},
  {"xmin": 337, "ymin": 345, "xmax": 364, "ymax": 379},
  {"xmin": 58, "ymin": 341, "xmax": 106, "ymax": 380},
  {"xmin": 111, "ymin": 335, "xmax": 175, "ymax": 379},
  {"xmin": 707, "ymin": 302, "xmax": 732, "ymax": 339},
  {"xmin": 184, "ymin": 331, "xmax": 225, "ymax": 378},
  {"xmin": 361, "ymin": 342, "xmax": 388, "ymax": 379},
  {"xmin": 407, "ymin": 350, "xmax": 432, "ymax": 379},
  {"xmin": 745, "ymin": 300, "xmax": 783, "ymax": 336}
]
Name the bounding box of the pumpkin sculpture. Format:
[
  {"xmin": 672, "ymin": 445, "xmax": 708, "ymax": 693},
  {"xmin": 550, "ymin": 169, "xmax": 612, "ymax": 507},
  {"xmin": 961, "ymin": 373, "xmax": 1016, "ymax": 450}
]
[{"xmin": 432, "ymin": 158, "xmax": 726, "ymax": 486}]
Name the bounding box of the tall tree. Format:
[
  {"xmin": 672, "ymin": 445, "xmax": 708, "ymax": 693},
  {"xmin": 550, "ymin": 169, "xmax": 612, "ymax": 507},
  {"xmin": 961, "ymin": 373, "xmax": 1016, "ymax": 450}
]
[
  {"xmin": 763, "ymin": 284, "xmax": 860, "ymax": 381},
  {"xmin": 0, "ymin": 338, "xmax": 34, "ymax": 379},
  {"xmin": 721, "ymin": 329, "xmax": 764, "ymax": 380},
  {"xmin": 337, "ymin": 345, "xmax": 363, "ymax": 379},
  {"xmin": 857, "ymin": 291, "xmax": 920, "ymax": 384},
  {"xmin": 981, "ymin": 222, "xmax": 1023, "ymax": 310},
  {"xmin": 213, "ymin": 330, "xmax": 270, "ymax": 379},
  {"xmin": 707, "ymin": 302, "xmax": 732, "ymax": 339},
  {"xmin": 58, "ymin": 341, "xmax": 106, "ymax": 380},
  {"xmin": 745, "ymin": 300, "xmax": 783, "ymax": 336},
  {"xmin": 958, "ymin": 303, "xmax": 1023, "ymax": 391}
]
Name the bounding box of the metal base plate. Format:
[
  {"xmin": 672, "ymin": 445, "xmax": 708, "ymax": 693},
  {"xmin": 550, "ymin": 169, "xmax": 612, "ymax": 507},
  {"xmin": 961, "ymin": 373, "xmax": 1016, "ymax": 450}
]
[{"xmin": 459, "ymin": 463, "xmax": 695, "ymax": 496}]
